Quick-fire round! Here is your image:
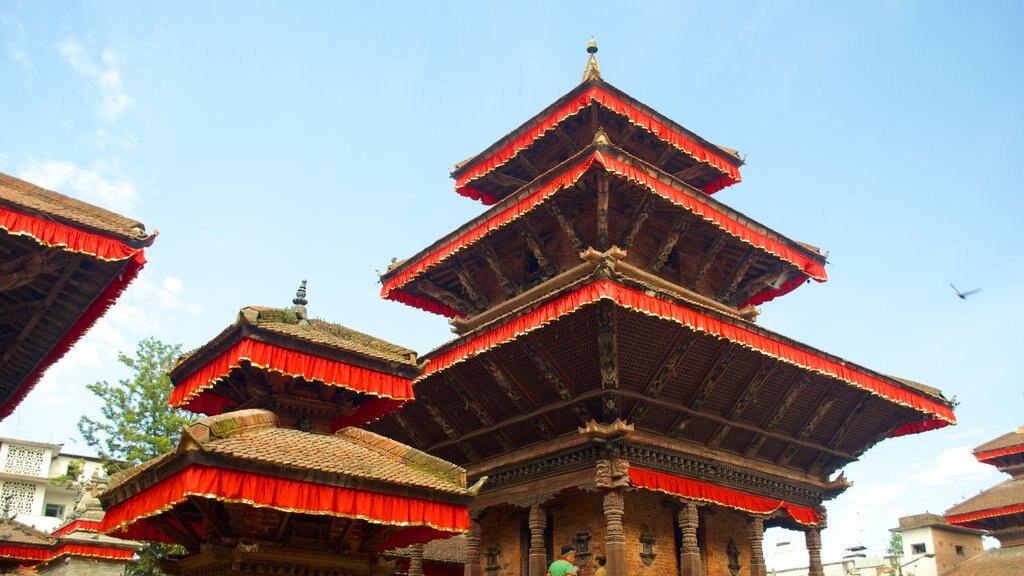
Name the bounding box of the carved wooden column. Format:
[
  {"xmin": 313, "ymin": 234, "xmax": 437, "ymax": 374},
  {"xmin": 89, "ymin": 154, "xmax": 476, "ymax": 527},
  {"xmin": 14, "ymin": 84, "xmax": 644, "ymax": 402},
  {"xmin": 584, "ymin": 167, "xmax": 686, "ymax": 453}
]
[
  {"xmin": 465, "ymin": 516, "xmax": 482, "ymax": 576},
  {"xmin": 747, "ymin": 515, "xmax": 766, "ymax": 576},
  {"xmin": 603, "ymin": 490, "xmax": 626, "ymax": 576},
  {"xmin": 408, "ymin": 543, "xmax": 425, "ymax": 576},
  {"xmin": 528, "ymin": 504, "xmax": 547, "ymax": 576},
  {"xmin": 677, "ymin": 501, "xmax": 703, "ymax": 576},
  {"xmin": 805, "ymin": 528, "xmax": 824, "ymax": 576}
]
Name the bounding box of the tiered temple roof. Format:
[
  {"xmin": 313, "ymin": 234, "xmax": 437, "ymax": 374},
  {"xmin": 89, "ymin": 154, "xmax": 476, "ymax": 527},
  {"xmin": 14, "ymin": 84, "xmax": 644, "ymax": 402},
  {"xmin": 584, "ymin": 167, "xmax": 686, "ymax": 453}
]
[
  {"xmin": 943, "ymin": 426, "xmax": 1024, "ymax": 576},
  {"xmin": 0, "ymin": 171, "xmax": 154, "ymax": 419},
  {"xmin": 100, "ymin": 288, "xmax": 478, "ymax": 576}
]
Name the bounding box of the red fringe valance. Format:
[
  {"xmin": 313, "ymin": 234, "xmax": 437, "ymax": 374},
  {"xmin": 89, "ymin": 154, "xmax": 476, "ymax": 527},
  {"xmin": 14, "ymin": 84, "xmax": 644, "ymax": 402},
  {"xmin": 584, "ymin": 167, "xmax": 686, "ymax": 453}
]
[
  {"xmin": 101, "ymin": 464, "xmax": 470, "ymax": 542},
  {"xmin": 946, "ymin": 503, "xmax": 1024, "ymax": 528},
  {"xmin": 52, "ymin": 519, "xmax": 101, "ymax": 537},
  {"xmin": 630, "ymin": 467, "xmax": 821, "ymax": 526},
  {"xmin": 49, "ymin": 544, "xmax": 136, "ymax": 561},
  {"xmin": 0, "ymin": 207, "xmax": 147, "ymax": 420},
  {"xmin": 384, "ymin": 151, "xmax": 824, "ymax": 316},
  {"xmin": 455, "ymin": 85, "xmax": 742, "ymax": 202},
  {"xmin": 419, "ymin": 280, "xmax": 956, "ymax": 433},
  {"xmin": 0, "ymin": 544, "xmax": 52, "ymax": 562},
  {"xmin": 975, "ymin": 444, "xmax": 1024, "ymax": 463},
  {"xmin": 169, "ymin": 338, "xmax": 414, "ymax": 417}
]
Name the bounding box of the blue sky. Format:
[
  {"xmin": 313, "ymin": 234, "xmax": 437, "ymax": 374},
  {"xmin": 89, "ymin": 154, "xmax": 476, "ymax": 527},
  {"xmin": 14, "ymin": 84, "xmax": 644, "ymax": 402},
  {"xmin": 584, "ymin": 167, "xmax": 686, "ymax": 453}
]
[{"xmin": 2, "ymin": 0, "xmax": 1022, "ymax": 567}]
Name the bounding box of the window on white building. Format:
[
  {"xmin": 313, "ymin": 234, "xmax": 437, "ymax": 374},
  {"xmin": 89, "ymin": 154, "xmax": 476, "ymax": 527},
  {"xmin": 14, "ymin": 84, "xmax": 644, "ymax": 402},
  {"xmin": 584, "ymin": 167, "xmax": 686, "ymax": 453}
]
[
  {"xmin": 955, "ymin": 545, "xmax": 966, "ymax": 556},
  {"xmin": 911, "ymin": 543, "xmax": 927, "ymax": 554},
  {"xmin": 0, "ymin": 481, "xmax": 36, "ymax": 515},
  {"xmin": 3, "ymin": 446, "xmax": 46, "ymax": 476},
  {"xmin": 44, "ymin": 503, "xmax": 65, "ymax": 518}
]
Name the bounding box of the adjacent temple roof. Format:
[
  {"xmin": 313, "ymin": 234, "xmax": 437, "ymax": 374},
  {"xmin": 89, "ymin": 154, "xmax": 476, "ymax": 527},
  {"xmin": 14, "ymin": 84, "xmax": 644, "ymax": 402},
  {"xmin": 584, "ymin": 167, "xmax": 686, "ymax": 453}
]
[
  {"xmin": 946, "ymin": 425, "xmax": 1024, "ymax": 544},
  {"xmin": 100, "ymin": 409, "xmax": 478, "ymax": 550},
  {"xmin": 168, "ymin": 290, "xmax": 418, "ymax": 426},
  {"xmin": 0, "ymin": 171, "xmax": 154, "ymax": 419}
]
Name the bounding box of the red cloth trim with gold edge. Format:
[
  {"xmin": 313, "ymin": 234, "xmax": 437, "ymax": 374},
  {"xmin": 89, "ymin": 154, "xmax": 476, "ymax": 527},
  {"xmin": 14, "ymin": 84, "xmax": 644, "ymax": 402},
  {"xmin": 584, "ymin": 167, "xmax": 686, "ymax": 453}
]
[
  {"xmin": 49, "ymin": 544, "xmax": 136, "ymax": 561},
  {"xmin": 418, "ymin": 280, "xmax": 956, "ymax": 432},
  {"xmin": 383, "ymin": 151, "xmax": 824, "ymax": 317},
  {"xmin": 629, "ymin": 467, "xmax": 821, "ymax": 526},
  {"xmin": 0, "ymin": 545, "xmax": 52, "ymax": 562},
  {"xmin": 100, "ymin": 464, "xmax": 470, "ymax": 538},
  {"xmin": 52, "ymin": 519, "xmax": 101, "ymax": 537},
  {"xmin": 455, "ymin": 85, "xmax": 741, "ymax": 201},
  {"xmin": 169, "ymin": 337, "xmax": 415, "ymax": 411},
  {"xmin": 975, "ymin": 443, "xmax": 1024, "ymax": 463},
  {"xmin": 0, "ymin": 206, "xmax": 144, "ymax": 262},
  {"xmin": 946, "ymin": 503, "xmax": 1024, "ymax": 527}
]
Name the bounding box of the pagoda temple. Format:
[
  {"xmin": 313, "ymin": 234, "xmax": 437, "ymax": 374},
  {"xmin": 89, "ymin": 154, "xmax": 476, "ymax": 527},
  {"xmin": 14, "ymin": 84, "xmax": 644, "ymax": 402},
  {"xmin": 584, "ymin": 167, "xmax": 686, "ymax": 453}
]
[
  {"xmin": 943, "ymin": 425, "xmax": 1024, "ymax": 575},
  {"xmin": 368, "ymin": 42, "xmax": 958, "ymax": 576},
  {"xmin": 98, "ymin": 290, "xmax": 480, "ymax": 576},
  {"xmin": 0, "ymin": 172, "xmax": 154, "ymax": 419}
]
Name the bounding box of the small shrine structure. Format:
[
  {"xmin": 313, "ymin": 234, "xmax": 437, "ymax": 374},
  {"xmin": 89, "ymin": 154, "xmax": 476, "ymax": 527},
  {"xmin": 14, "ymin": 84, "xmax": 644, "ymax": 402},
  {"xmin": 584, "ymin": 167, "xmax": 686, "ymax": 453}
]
[
  {"xmin": 368, "ymin": 41, "xmax": 957, "ymax": 576},
  {"xmin": 0, "ymin": 172, "xmax": 154, "ymax": 419},
  {"xmin": 944, "ymin": 425, "xmax": 1024, "ymax": 575},
  {"xmin": 99, "ymin": 288, "xmax": 480, "ymax": 576}
]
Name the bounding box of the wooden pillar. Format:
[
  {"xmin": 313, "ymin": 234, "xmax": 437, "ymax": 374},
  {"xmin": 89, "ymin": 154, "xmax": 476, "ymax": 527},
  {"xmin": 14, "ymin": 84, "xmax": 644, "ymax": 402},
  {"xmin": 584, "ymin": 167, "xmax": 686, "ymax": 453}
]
[
  {"xmin": 408, "ymin": 544, "xmax": 425, "ymax": 576},
  {"xmin": 528, "ymin": 504, "xmax": 547, "ymax": 576},
  {"xmin": 747, "ymin": 516, "xmax": 766, "ymax": 576},
  {"xmin": 677, "ymin": 501, "xmax": 703, "ymax": 576},
  {"xmin": 603, "ymin": 490, "xmax": 626, "ymax": 576},
  {"xmin": 805, "ymin": 528, "xmax": 824, "ymax": 576},
  {"xmin": 464, "ymin": 516, "xmax": 482, "ymax": 576}
]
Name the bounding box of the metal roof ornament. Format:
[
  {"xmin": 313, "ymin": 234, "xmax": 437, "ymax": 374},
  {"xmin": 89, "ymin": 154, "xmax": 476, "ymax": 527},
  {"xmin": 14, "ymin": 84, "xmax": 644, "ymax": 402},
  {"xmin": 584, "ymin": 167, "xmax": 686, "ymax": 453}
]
[
  {"xmin": 292, "ymin": 279, "xmax": 309, "ymax": 326},
  {"xmin": 581, "ymin": 37, "xmax": 602, "ymax": 83}
]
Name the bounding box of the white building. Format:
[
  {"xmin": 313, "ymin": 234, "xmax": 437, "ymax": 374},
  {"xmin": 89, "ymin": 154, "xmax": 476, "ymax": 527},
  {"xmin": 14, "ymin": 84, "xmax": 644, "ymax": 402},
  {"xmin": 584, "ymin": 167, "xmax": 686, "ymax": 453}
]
[
  {"xmin": 0, "ymin": 438, "xmax": 104, "ymax": 532},
  {"xmin": 891, "ymin": 513, "xmax": 985, "ymax": 576}
]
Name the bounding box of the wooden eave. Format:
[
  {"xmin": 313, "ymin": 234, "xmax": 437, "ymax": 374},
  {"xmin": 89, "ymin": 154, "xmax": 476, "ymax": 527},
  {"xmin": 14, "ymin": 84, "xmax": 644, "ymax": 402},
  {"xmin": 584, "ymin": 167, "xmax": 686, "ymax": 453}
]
[
  {"xmin": 370, "ymin": 273, "xmax": 952, "ymax": 479},
  {"xmin": 101, "ymin": 448, "xmax": 474, "ymax": 512},
  {"xmin": 384, "ymin": 143, "xmax": 825, "ymax": 318},
  {"xmin": 170, "ymin": 320, "xmax": 420, "ymax": 388},
  {"xmin": 0, "ymin": 233, "xmax": 132, "ymax": 414},
  {"xmin": 450, "ymin": 79, "xmax": 743, "ymax": 197}
]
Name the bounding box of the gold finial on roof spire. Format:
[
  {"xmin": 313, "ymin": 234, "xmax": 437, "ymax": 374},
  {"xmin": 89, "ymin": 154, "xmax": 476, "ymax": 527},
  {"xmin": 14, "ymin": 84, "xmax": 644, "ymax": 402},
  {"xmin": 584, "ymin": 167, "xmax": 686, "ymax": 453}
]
[{"xmin": 581, "ymin": 37, "xmax": 602, "ymax": 83}]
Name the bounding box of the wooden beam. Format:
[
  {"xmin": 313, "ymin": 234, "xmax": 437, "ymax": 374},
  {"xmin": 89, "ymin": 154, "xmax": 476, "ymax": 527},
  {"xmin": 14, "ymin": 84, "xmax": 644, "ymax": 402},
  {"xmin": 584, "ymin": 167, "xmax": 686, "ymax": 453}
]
[
  {"xmin": 167, "ymin": 507, "xmax": 204, "ymax": 551},
  {"xmin": 416, "ymin": 277, "xmax": 476, "ymax": 315},
  {"xmin": 490, "ymin": 172, "xmax": 531, "ymax": 189},
  {"xmin": 477, "ymin": 241, "xmax": 520, "ymax": 298},
  {"xmin": 743, "ymin": 373, "xmax": 813, "ymax": 458},
  {"xmin": 597, "ymin": 173, "xmax": 610, "ymax": 250},
  {"xmin": 686, "ymin": 344, "xmax": 738, "ymax": 412},
  {"xmin": 654, "ymin": 144, "xmax": 676, "ymax": 168},
  {"xmin": 598, "ymin": 302, "xmax": 618, "ymax": 391},
  {"xmin": 451, "ymin": 255, "xmax": 490, "ymax": 311},
  {"xmin": 690, "ymin": 235, "xmax": 726, "ymax": 292},
  {"xmin": 517, "ymin": 154, "xmax": 540, "ymax": 179},
  {"xmin": 335, "ymin": 517, "xmax": 356, "ymax": 551},
  {"xmin": 546, "ymin": 199, "xmax": 586, "ymax": 253},
  {"xmin": 649, "ymin": 215, "xmax": 689, "ymax": 273},
  {"xmin": 618, "ymin": 195, "xmax": 655, "ymax": 250},
  {"xmin": 729, "ymin": 265, "xmax": 786, "ymax": 307},
  {"xmin": 359, "ymin": 524, "xmax": 397, "ymax": 553},
  {"xmin": 481, "ymin": 357, "xmax": 532, "ymax": 412},
  {"xmin": 590, "ymin": 101, "xmax": 600, "ymax": 132},
  {"xmin": 150, "ymin": 515, "xmax": 200, "ymax": 553},
  {"xmin": 777, "ymin": 388, "xmax": 842, "ymax": 467},
  {"xmin": 618, "ymin": 121, "xmax": 638, "ymax": 146},
  {"xmin": 517, "ymin": 337, "xmax": 571, "ymax": 401},
  {"xmin": 275, "ymin": 511, "xmax": 292, "ymax": 542},
  {"xmin": 0, "ymin": 300, "xmax": 43, "ymax": 326},
  {"xmin": 0, "ymin": 259, "xmax": 80, "ymax": 374},
  {"xmin": 809, "ymin": 392, "xmax": 872, "ymax": 476},
  {"xmin": 517, "ymin": 219, "xmax": 557, "ymax": 279},
  {"xmin": 188, "ymin": 496, "xmax": 229, "ymax": 542},
  {"xmin": 717, "ymin": 247, "xmax": 757, "ymax": 302},
  {"xmin": 392, "ymin": 412, "xmax": 428, "ymax": 450},
  {"xmin": 446, "ymin": 371, "xmax": 518, "ymax": 452},
  {"xmin": 641, "ymin": 330, "xmax": 695, "ymax": 398},
  {"xmin": 671, "ymin": 164, "xmax": 707, "ymax": 181},
  {"xmin": 554, "ymin": 126, "xmax": 579, "ymax": 153},
  {"xmin": 707, "ymin": 361, "xmax": 779, "ymax": 450}
]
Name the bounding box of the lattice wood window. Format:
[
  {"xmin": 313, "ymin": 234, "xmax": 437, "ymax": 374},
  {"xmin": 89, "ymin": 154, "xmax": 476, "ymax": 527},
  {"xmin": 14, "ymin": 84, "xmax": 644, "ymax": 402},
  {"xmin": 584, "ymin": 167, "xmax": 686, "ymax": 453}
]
[
  {"xmin": 1, "ymin": 481, "xmax": 36, "ymax": 515},
  {"xmin": 3, "ymin": 445, "xmax": 45, "ymax": 476}
]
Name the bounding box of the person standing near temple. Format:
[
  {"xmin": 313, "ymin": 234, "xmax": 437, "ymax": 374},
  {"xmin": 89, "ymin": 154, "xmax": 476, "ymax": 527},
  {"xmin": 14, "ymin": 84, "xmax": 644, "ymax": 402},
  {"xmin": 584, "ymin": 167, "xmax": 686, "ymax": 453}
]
[
  {"xmin": 547, "ymin": 545, "xmax": 577, "ymax": 576},
  {"xmin": 592, "ymin": 554, "xmax": 607, "ymax": 576}
]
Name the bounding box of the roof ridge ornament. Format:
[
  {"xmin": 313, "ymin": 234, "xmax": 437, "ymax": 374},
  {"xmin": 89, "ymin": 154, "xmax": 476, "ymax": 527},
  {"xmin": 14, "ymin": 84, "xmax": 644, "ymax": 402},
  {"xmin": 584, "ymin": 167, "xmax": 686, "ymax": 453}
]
[
  {"xmin": 292, "ymin": 279, "xmax": 309, "ymax": 326},
  {"xmin": 581, "ymin": 37, "xmax": 602, "ymax": 83}
]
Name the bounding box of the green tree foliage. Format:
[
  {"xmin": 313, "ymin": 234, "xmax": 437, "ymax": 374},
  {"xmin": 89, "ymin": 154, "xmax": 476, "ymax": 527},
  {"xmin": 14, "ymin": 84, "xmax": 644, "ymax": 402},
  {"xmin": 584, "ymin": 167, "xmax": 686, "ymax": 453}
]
[
  {"xmin": 887, "ymin": 532, "xmax": 904, "ymax": 574},
  {"xmin": 78, "ymin": 338, "xmax": 187, "ymax": 471}
]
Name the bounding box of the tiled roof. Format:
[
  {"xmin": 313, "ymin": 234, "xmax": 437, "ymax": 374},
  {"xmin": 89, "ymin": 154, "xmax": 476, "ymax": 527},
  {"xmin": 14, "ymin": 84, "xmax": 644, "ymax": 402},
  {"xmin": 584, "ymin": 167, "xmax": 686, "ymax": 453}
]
[
  {"xmin": 109, "ymin": 409, "xmax": 470, "ymax": 496},
  {"xmin": 976, "ymin": 427, "xmax": 1024, "ymax": 454},
  {"xmin": 943, "ymin": 545, "xmax": 1024, "ymax": 576},
  {"xmin": 0, "ymin": 171, "xmax": 152, "ymax": 245},
  {"xmin": 386, "ymin": 534, "xmax": 466, "ymax": 564},
  {"xmin": 0, "ymin": 518, "xmax": 56, "ymax": 547},
  {"xmin": 946, "ymin": 477, "xmax": 1024, "ymax": 517}
]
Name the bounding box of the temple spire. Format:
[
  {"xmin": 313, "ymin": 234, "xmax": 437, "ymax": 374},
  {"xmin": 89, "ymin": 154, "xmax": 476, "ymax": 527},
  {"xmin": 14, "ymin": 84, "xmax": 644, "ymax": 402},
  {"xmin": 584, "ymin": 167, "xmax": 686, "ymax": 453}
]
[
  {"xmin": 292, "ymin": 279, "xmax": 309, "ymax": 325},
  {"xmin": 581, "ymin": 37, "xmax": 602, "ymax": 83}
]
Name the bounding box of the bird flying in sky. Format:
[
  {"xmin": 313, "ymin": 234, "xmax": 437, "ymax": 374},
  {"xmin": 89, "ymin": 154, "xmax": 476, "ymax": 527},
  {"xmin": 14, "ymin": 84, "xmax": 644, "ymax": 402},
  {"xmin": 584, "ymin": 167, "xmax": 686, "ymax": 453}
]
[{"xmin": 950, "ymin": 283, "xmax": 982, "ymax": 300}]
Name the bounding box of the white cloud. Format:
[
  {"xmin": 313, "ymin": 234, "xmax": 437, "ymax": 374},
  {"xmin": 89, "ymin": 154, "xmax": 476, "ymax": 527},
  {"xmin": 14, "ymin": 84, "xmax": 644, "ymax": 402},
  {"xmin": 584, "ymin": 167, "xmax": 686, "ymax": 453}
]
[
  {"xmin": 57, "ymin": 38, "xmax": 132, "ymax": 121},
  {"xmin": 19, "ymin": 159, "xmax": 139, "ymax": 214},
  {"xmin": 904, "ymin": 446, "xmax": 999, "ymax": 487},
  {"xmin": 9, "ymin": 46, "xmax": 31, "ymax": 70}
]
